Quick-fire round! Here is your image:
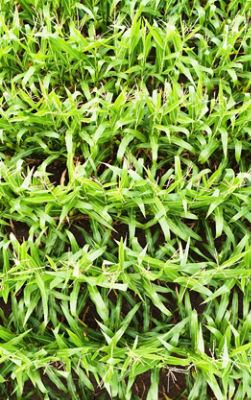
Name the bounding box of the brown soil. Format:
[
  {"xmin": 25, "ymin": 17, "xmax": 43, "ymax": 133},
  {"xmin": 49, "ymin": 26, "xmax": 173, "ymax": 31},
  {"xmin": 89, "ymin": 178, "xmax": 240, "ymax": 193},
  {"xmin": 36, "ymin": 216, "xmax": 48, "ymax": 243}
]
[
  {"xmin": 81, "ymin": 298, "xmax": 101, "ymax": 331},
  {"xmin": 189, "ymin": 290, "xmax": 205, "ymax": 315},
  {"xmin": 132, "ymin": 367, "xmax": 187, "ymax": 400},
  {"xmin": 0, "ymin": 296, "xmax": 12, "ymax": 319},
  {"xmin": 46, "ymin": 161, "xmax": 69, "ymax": 186},
  {"xmin": 68, "ymin": 217, "xmax": 92, "ymax": 248},
  {"xmin": 5, "ymin": 220, "xmax": 29, "ymax": 242}
]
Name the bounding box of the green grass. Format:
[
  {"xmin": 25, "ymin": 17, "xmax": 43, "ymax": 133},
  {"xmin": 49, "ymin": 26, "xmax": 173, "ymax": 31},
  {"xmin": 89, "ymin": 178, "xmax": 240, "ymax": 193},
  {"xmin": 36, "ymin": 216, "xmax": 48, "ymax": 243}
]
[{"xmin": 0, "ymin": 0, "xmax": 250, "ymax": 399}]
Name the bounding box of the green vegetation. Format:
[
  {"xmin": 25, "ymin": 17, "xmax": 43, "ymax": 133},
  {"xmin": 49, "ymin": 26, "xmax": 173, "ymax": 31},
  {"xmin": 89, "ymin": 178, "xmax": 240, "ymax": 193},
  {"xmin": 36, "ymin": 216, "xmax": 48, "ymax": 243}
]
[{"xmin": 0, "ymin": 0, "xmax": 250, "ymax": 399}]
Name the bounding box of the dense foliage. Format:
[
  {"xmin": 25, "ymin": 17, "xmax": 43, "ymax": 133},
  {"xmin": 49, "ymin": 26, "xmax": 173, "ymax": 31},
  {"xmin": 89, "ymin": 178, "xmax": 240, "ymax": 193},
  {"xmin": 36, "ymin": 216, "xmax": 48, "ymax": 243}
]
[{"xmin": 0, "ymin": 0, "xmax": 250, "ymax": 399}]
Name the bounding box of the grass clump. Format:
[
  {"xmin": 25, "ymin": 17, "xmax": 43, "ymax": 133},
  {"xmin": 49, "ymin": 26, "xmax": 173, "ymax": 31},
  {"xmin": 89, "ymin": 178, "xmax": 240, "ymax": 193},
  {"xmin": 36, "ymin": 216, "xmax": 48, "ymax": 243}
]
[{"xmin": 0, "ymin": 0, "xmax": 250, "ymax": 399}]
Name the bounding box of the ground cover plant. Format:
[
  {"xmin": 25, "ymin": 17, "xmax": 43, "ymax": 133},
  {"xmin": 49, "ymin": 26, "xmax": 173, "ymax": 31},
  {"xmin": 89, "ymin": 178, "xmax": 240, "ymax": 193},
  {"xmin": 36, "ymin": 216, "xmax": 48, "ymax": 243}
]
[{"xmin": 0, "ymin": 0, "xmax": 250, "ymax": 399}]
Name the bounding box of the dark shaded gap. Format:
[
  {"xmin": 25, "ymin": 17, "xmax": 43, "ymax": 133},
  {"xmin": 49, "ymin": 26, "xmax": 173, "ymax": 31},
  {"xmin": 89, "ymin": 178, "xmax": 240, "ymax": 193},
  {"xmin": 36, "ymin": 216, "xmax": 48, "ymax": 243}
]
[
  {"xmin": 46, "ymin": 161, "xmax": 69, "ymax": 186},
  {"xmin": 4, "ymin": 220, "xmax": 29, "ymax": 242}
]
